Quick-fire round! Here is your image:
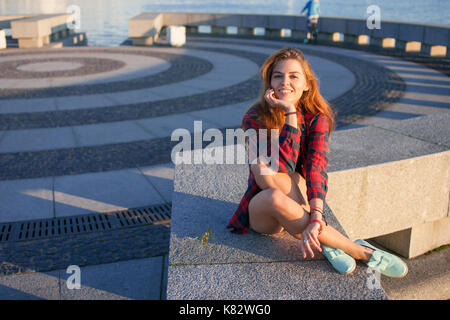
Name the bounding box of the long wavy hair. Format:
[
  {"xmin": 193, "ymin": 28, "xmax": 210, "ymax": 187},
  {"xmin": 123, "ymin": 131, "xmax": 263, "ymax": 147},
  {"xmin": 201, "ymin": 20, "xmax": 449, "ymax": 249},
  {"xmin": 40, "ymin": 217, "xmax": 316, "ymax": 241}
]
[{"xmin": 253, "ymin": 47, "xmax": 335, "ymax": 133}]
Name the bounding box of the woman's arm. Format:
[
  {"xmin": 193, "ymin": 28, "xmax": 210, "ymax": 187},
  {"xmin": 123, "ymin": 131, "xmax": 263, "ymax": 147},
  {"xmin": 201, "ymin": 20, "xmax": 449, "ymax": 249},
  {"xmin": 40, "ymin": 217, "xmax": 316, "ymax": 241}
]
[{"xmin": 305, "ymin": 113, "xmax": 329, "ymax": 218}]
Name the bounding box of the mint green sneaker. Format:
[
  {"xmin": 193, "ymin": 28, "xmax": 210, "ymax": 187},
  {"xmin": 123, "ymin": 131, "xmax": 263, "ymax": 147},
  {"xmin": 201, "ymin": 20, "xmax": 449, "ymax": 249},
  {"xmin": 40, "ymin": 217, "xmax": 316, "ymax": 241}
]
[
  {"xmin": 322, "ymin": 244, "xmax": 356, "ymax": 275},
  {"xmin": 355, "ymin": 239, "xmax": 408, "ymax": 278}
]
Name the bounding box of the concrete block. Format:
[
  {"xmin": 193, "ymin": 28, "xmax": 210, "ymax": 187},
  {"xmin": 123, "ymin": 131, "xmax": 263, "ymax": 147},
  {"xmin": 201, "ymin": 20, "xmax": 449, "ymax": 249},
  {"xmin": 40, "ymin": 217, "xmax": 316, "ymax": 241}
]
[
  {"xmin": 131, "ymin": 36, "xmax": 153, "ymax": 46},
  {"xmin": 423, "ymin": 25, "xmax": 449, "ymax": 46},
  {"xmin": 0, "ymin": 29, "xmax": 6, "ymax": 49},
  {"xmin": 371, "ymin": 37, "xmax": 396, "ymax": 48},
  {"xmin": 265, "ymin": 28, "xmax": 283, "ymax": 38},
  {"xmin": 331, "ymin": 32, "xmax": 344, "ymax": 42},
  {"xmin": 327, "ymin": 151, "xmax": 449, "ymax": 241},
  {"xmin": 357, "ymin": 35, "xmax": 370, "ymax": 45},
  {"xmin": 428, "ymin": 45, "xmax": 447, "ymax": 57},
  {"xmin": 373, "ymin": 217, "xmax": 450, "ymax": 258},
  {"xmin": 128, "ymin": 12, "xmax": 163, "ymax": 39},
  {"xmin": 11, "ymin": 13, "xmax": 75, "ymax": 39},
  {"xmin": 163, "ymin": 13, "xmax": 190, "ymax": 27},
  {"xmin": 0, "ymin": 14, "xmax": 37, "ymax": 29},
  {"xmin": 167, "ymin": 25, "xmax": 186, "ymax": 47},
  {"xmin": 186, "ymin": 13, "xmax": 215, "ymax": 26},
  {"xmin": 397, "ymin": 40, "xmax": 421, "ymax": 52},
  {"xmin": 167, "ymin": 149, "xmax": 388, "ymax": 300},
  {"xmin": 18, "ymin": 37, "xmax": 44, "ymax": 48},
  {"xmin": 238, "ymin": 27, "xmax": 255, "ymax": 36}
]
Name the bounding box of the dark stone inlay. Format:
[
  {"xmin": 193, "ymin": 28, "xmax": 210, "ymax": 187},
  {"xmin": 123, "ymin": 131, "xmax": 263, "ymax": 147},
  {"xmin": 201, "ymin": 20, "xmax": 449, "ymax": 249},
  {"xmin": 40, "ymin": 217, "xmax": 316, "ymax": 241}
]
[
  {"xmin": 0, "ymin": 57, "xmax": 125, "ymax": 78},
  {"xmin": 0, "ymin": 48, "xmax": 213, "ymax": 99},
  {"xmin": 0, "ymin": 42, "xmax": 405, "ymax": 181},
  {"xmin": 0, "ymin": 222, "xmax": 170, "ymax": 276}
]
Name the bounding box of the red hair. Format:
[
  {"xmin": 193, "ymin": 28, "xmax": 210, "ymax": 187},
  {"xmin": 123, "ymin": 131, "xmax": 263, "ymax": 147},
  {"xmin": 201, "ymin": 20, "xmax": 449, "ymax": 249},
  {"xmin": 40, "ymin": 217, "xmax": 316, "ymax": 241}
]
[{"xmin": 253, "ymin": 47, "xmax": 335, "ymax": 133}]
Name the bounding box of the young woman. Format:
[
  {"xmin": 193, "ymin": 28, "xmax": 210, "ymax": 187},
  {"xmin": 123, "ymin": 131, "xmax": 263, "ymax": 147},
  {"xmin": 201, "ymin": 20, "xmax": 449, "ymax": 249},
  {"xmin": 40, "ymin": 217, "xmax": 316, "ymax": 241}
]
[{"xmin": 227, "ymin": 47, "xmax": 408, "ymax": 277}]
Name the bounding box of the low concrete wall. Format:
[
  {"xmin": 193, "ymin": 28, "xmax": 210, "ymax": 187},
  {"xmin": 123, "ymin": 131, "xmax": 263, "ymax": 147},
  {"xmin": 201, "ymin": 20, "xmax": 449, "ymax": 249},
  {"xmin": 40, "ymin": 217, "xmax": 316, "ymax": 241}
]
[
  {"xmin": 167, "ymin": 112, "xmax": 449, "ymax": 299},
  {"xmin": 325, "ymin": 112, "xmax": 450, "ymax": 258},
  {"xmin": 0, "ymin": 13, "xmax": 79, "ymax": 49},
  {"xmin": 129, "ymin": 12, "xmax": 450, "ymax": 57}
]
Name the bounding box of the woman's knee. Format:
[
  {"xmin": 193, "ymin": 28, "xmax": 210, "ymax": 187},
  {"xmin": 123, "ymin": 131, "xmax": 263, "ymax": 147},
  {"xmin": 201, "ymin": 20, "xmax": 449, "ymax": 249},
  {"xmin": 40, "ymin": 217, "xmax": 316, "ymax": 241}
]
[{"xmin": 259, "ymin": 188, "xmax": 286, "ymax": 211}]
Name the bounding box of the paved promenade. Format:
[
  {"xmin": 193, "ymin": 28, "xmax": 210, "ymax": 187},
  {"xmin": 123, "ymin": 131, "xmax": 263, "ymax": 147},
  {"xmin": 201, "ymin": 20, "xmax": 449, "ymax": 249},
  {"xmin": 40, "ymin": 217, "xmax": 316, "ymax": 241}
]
[{"xmin": 0, "ymin": 36, "xmax": 448, "ymax": 299}]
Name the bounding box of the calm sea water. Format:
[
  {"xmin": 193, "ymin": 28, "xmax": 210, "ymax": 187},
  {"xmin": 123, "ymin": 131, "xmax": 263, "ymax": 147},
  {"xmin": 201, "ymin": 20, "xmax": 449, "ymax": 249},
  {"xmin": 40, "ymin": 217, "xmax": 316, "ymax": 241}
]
[{"xmin": 0, "ymin": 0, "xmax": 449, "ymax": 46}]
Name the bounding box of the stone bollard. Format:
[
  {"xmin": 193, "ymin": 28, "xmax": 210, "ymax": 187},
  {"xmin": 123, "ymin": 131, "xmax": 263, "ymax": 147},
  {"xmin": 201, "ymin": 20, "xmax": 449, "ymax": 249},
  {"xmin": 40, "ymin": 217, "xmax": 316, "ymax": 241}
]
[
  {"xmin": 0, "ymin": 30, "xmax": 6, "ymax": 49},
  {"xmin": 168, "ymin": 26, "xmax": 186, "ymax": 47}
]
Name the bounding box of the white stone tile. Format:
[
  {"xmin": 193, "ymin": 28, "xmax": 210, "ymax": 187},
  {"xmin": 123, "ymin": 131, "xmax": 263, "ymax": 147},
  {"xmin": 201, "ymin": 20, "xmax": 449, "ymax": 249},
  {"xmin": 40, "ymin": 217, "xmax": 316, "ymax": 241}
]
[
  {"xmin": 0, "ymin": 127, "xmax": 76, "ymax": 153},
  {"xmin": 138, "ymin": 163, "xmax": 175, "ymax": 203},
  {"xmin": 72, "ymin": 120, "xmax": 154, "ymax": 147},
  {"xmin": 60, "ymin": 257, "xmax": 163, "ymax": 300},
  {"xmin": 0, "ymin": 177, "xmax": 54, "ymax": 223},
  {"xmin": 53, "ymin": 168, "xmax": 165, "ymax": 218}
]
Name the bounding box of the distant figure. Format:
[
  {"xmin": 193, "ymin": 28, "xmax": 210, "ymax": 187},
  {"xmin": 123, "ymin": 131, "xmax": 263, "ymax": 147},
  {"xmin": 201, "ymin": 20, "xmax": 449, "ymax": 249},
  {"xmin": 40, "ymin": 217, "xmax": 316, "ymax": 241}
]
[{"xmin": 300, "ymin": 0, "xmax": 321, "ymax": 44}]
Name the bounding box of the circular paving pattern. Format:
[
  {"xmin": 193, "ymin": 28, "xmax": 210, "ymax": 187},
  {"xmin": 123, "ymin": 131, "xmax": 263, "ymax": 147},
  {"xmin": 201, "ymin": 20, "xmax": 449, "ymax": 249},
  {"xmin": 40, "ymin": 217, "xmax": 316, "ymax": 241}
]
[
  {"xmin": 0, "ymin": 43, "xmax": 405, "ymax": 181},
  {"xmin": 0, "ymin": 48, "xmax": 213, "ymax": 99},
  {"xmin": 0, "ymin": 57, "xmax": 125, "ymax": 78}
]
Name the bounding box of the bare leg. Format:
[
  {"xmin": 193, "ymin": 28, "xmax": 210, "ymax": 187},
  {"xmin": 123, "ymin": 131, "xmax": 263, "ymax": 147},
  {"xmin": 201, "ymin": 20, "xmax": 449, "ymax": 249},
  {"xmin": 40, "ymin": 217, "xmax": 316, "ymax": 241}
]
[{"xmin": 249, "ymin": 163, "xmax": 373, "ymax": 261}]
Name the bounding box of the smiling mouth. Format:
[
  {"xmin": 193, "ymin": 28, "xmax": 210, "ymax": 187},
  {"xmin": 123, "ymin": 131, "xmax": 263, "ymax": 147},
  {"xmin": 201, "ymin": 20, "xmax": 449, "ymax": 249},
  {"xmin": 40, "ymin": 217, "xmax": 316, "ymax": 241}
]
[{"xmin": 278, "ymin": 89, "xmax": 293, "ymax": 94}]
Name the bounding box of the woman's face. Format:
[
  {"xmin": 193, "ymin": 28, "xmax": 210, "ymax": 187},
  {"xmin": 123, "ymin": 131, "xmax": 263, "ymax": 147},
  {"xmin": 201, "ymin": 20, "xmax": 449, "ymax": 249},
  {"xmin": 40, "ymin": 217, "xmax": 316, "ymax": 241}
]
[{"xmin": 270, "ymin": 59, "xmax": 308, "ymax": 106}]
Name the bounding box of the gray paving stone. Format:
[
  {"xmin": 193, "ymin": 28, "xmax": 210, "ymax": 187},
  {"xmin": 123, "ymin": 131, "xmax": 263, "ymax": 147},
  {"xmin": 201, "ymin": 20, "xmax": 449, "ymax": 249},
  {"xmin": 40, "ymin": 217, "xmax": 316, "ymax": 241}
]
[
  {"xmin": 55, "ymin": 93, "xmax": 116, "ymax": 111},
  {"xmin": 188, "ymin": 100, "xmax": 253, "ymax": 128},
  {"xmin": 0, "ymin": 97, "xmax": 57, "ymax": 114},
  {"xmin": 136, "ymin": 113, "xmax": 218, "ymax": 139},
  {"xmin": 168, "ymin": 261, "xmax": 387, "ymax": 300},
  {"xmin": 170, "ymin": 160, "xmax": 346, "ymax": 267},
  {"xmin": 373, "ymin": 111, "xmax": 450, "ymax": 147},
  {"xmin": 138, "ymin": 163, "xmax": 175, "ymax": 203},
  {"xmin": 72, "ymin": 120, "xmax": 154, "ymax": 147},
  {"xmin": 60, "ymin": 257, "xmax": 163, "ymax": 300},
  {"xmin": 53, "ymin": 168, "xmax": 165, "ymax": 218},
  {"xmin": 0, "ymin": 270, "xmax": 60, "ymax": 300},
  {"xmin": 0, "ymin": 126, "xmax": 76, "ymax": 153},
  {"xmin": 167, "ymin": 154, "xmax": 385, "ymax": 299},
  {"xmin": 328, "ymin": 125, "xmax": 449, "ymax": 172},
  {"xmin": 0, "ymin": 177, "xmax": 54, "ymax": 223}
]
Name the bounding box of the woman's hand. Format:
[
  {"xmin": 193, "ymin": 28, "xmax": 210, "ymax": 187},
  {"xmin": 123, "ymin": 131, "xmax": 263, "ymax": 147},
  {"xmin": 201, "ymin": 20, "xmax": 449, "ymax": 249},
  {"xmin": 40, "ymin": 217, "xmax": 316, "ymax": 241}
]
[
  {"xmin": 264, "ymin": 88, "xmax": 295, "ymax": 112},
  {"xmin": 300, "ymin": 221, "xmax": 322, "ymax": 259}
]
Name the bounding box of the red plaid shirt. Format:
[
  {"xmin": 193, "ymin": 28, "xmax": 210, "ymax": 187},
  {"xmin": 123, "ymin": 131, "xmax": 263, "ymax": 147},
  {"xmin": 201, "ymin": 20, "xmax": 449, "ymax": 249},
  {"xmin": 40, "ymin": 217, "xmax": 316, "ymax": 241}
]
[{"xmin": 226, "ymin": 106, "xmax": 330, "ymax": 234}]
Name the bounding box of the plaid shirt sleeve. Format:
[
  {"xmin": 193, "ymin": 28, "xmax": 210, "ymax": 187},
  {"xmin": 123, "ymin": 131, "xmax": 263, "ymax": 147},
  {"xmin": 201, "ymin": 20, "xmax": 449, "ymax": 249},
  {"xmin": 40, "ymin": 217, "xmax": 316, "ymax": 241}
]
[
  {"xmin": 226, "ymin": 108, "xmax": 301, "ymax": 234},
  {"xmin": 304, "ymin": 113, "xmax": 329, "ymax": 202}
]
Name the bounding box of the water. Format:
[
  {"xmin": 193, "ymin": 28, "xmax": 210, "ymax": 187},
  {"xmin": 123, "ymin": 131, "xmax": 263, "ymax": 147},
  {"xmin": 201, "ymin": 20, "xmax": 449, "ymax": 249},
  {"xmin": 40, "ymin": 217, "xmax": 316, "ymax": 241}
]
[{"xmin": 0, "ymin": 0, "xmax": 449, "ymax": 46}]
